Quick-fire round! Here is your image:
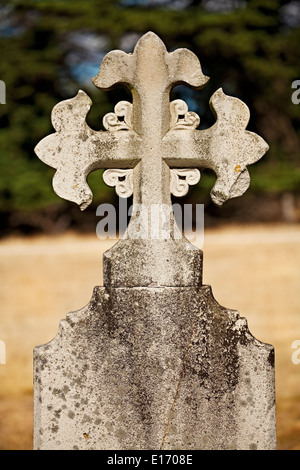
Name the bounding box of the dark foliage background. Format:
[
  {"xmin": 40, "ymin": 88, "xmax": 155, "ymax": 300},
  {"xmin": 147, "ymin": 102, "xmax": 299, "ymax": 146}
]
[{"xmin": 0, "ymin": 0, "xmax": 299, "ymax": 235}]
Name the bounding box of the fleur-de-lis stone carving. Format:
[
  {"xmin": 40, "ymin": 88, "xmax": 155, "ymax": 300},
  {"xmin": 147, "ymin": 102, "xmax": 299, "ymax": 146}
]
[{"xmin": 35, "ymin": 32, "xmax": 268, "ymax": 287}]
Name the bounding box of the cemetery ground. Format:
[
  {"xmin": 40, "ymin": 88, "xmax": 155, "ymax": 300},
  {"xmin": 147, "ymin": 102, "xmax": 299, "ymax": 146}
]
[{"xmin": 0, "ymin": 222, "xmax": 299, "ymax": 450}]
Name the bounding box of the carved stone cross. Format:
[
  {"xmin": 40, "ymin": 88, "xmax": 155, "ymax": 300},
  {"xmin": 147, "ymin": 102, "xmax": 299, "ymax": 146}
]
[
  {"xmin": 33, "ymin": 32, "xmax": 276, "ymax": 451},
  {"xmin": 35, "ymin": 32, "xmax": 268, "ymax": 288}
]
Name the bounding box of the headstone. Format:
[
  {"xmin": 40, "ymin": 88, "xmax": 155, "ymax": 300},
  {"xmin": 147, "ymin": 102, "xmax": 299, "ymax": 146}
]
[{"xmin": 33, "ymin": 32, "xmax": 276, "ymax": 450}]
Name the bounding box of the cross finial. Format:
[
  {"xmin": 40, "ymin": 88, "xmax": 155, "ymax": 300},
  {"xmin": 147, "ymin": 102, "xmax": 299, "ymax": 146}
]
[{"xmin": 35, "ymin": 32, "xmax": 268, "ymax": 287}]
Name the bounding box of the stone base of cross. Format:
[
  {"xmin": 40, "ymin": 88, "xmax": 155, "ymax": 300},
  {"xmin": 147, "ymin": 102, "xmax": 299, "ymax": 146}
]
[
  {"xmin": 34, "ymin": 285, "xmax": 276, "ymax": 450},
  {"xmin": 33, "ymin": 32, "xmax": 276, "ymax": 450}
]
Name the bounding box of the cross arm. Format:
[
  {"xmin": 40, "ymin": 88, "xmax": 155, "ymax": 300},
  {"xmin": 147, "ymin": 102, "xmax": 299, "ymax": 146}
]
[
  {"xmin": 34, "ymin": 91, "xmax": 140, "ymax": 210},
  {"xmin": 163, "ymin": 89, "xmax": 269, "ymax": 205}
]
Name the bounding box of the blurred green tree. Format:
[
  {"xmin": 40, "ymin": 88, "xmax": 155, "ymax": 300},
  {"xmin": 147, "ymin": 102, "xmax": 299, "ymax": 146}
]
[{"xmin": 0, "ymin": 0, "xmax": 299, "ymax": 232}]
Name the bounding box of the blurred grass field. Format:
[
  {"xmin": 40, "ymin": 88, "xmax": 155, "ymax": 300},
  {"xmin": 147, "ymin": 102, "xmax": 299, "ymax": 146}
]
[{"xmin": 0, "ymin": 223, "xmax": 299, "ymax": 450}]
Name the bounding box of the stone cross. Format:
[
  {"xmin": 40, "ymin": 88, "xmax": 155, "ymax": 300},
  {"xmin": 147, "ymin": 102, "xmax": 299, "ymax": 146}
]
[
  {"xmin": 35, "ymin": 32, "xmax": 268, "ymax": 287},
  {"xmin": 33, "ymin": 32, "xmax": 276, "ymax": 450}
]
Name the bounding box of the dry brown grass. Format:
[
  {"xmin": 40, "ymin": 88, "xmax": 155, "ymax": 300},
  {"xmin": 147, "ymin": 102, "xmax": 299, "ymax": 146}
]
[{"xmin": 0, "ymin": 223, "xmax": 299, "ymax": 450}]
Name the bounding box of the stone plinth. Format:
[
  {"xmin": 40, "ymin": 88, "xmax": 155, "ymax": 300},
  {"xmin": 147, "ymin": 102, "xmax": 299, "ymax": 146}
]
[
  {"xmin": 103, "ymin": 238, "xmax": 203, "ymax": 287},
  {"xmin": 34, "ymin": 285, "xmax": 276, "ymax": 450}
]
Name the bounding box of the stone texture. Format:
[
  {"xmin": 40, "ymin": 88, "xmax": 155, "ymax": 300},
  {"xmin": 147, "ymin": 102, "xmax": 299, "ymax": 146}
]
[
  {"xmin": 103, "ymin": 238, "xmax": 203, "ymax": 288},
  {"xmin": 34, "ymin": 286, "xmax": 276, "ymax": 450}
]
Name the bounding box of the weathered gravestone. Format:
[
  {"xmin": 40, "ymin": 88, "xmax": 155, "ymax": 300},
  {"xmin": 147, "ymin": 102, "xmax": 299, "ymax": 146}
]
[{"xmin": 33, "ymin": 32, "xmax": 276, "ymax": 450}]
